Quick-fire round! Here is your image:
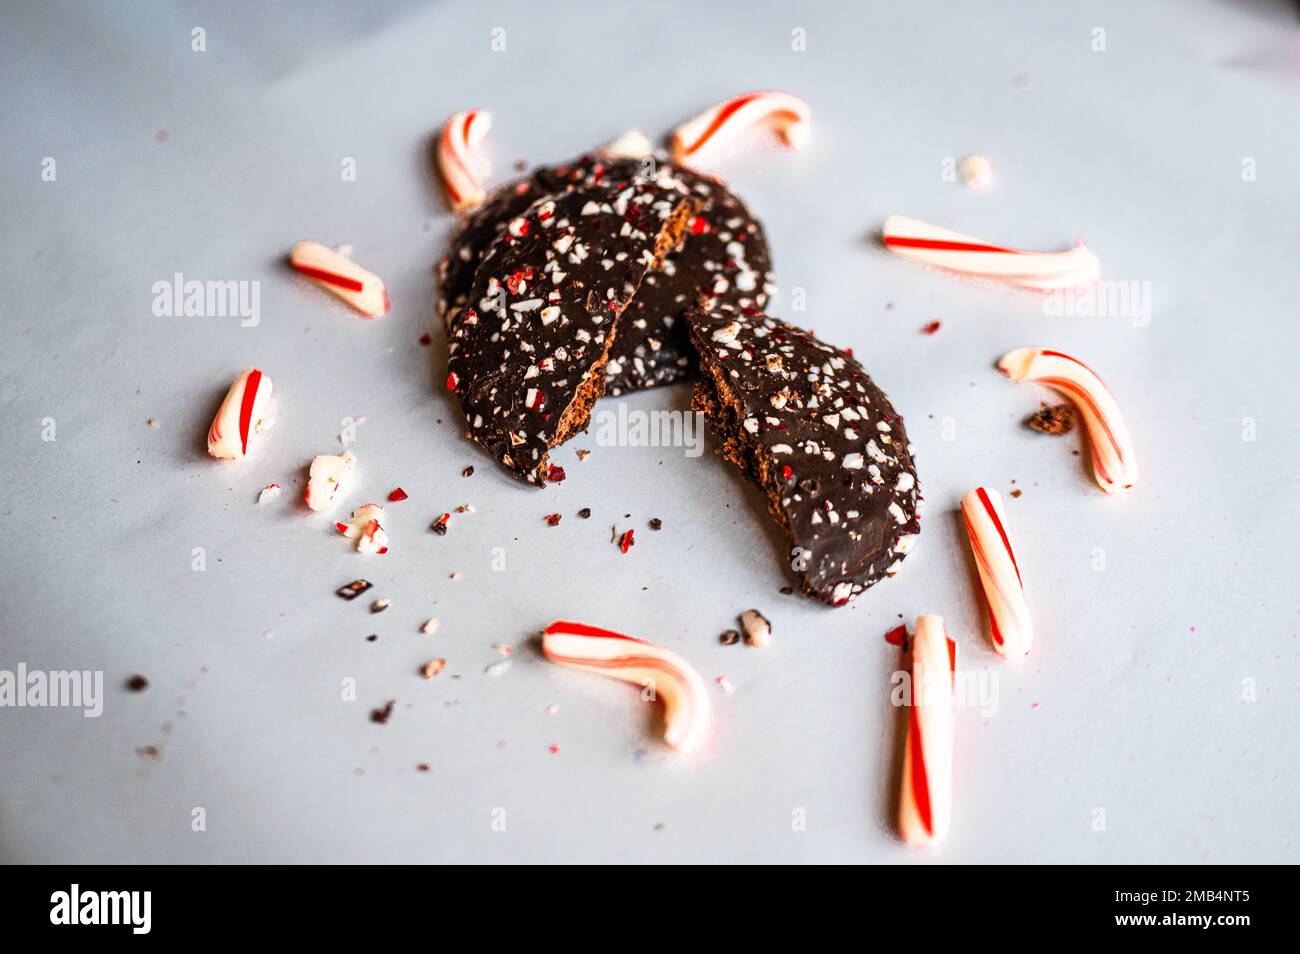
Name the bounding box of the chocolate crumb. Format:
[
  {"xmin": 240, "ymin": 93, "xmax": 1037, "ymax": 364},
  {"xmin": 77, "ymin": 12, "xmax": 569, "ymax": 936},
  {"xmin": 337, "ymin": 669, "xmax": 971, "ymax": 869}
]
[
  {"xmin": 648, "ymin": 517, "xmax": 663, "ymax": 531},
  {"xmin": 576, "ymin": 449, "xmax": 591, "ymax": 461},
  {"xmin": 336, "ymin": 579, "xmax": 373, "ymax": 600},
  {"xmin": 1027, "ymin": 403, "xmax": 1075, "ymax": 435},
  {"xmin": 136, "ymin": 745, "xmax": 160, "ymax": 761},
  {"xmin": 370, "ymin": 700, "xmax": 396, "ymax": 724},
  {"xmin": 421, "ymin": 659, "xmax": 447, "ymax": 679},
  {"xmin": 740, "ymin": 609, "xmax": 772, "ymax": 648},
  {"xmin": 370, "ymin": 598, "xmax": 391, "ymax": 613},
  {"xmin": 126, "ymin": 675, "xmax": 149, "ymax": 692},
  {"xmin": 779, "ymin": 586, "xmax": 794, "ymax": 595},
  {"xmin": 365, "ymin": 634, "xmax": 378, "ymax": 642},
  {"xmin": 719, "ymin": 629, "xmax": 742, "ymax": 646},
  {"xmin": 577, "ymin": 507, "xmax": 591, "ymax": 519},
  {"xmin": 416, "ymin": 762, "xmax": 431, "ymax": 773},
  {"xmin": 462, "ymin": 465, "xmax": 474, "ymax": 478},
  {"xmin": 1010, "ymin": 489, "xmax": 1022, "ymax": 498}
]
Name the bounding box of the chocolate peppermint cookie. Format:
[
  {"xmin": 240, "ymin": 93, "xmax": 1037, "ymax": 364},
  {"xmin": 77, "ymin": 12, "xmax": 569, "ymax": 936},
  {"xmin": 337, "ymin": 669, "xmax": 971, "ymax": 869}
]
[
  {"xmin": 446, "ymin": 180, "xmax": 692, "ymax": 485},
  {"xmin": 438, "ymin": 153, "xmax": 774, "ymax": 396},
  {"xmin": 688, "ymin": 306, "xmax": 921, "ymax": 605}
]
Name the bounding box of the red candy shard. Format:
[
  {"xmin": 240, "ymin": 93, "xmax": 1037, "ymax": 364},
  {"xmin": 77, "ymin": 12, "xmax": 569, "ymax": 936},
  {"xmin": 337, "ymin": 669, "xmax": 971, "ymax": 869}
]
[
  {"xmin": 446, "ymin": 372, "xmax": 458, "ymax": 391},
  {"xmin": 619, "ymin": 529, "xmax": 635, "ymax": 553},
  {"xmin": 546, "ymin": 465, "xmax": 566, "ymax": 483},
  {"xmin": 921, "ymin": 321, "xmax": 942, "ymax": 336},
  {"xmin": 387, "ymin": 487, "xmax": 408, "ymax": 502},
  {"xmin": 885, "ymin": 624, "xmax": 908, "ymax": 648},
  {"xmin": 545, "ymin": 513, "xmax": 562, "ymax": 526}
]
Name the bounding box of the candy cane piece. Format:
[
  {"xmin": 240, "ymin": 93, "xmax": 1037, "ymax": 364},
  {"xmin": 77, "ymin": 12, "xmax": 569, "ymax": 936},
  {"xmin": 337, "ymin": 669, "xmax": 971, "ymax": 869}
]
[
  {"xmin": 437, "ymin": 108, "xmax": 493, "ymax": 212},
  {"xmin": 961, "ymin": 488, "xmax": 1032, "ymax": 658},
  {"xmin": 670, "ymin": 91, "xmax": 810, "ymax": 167},
  {"xmin": 207, "ymin": 368, "xmax": 273, "ymax": 460},
  {"xmin": 602, "ymin": 129, "xmax": 652, "ymax": 160},
  {"xmin": 899, "ymin": 614, "xmax": 956, "ymax": 847},
  {"xmin": 882, "ymin": 215, "xmax": 1100, "ymax": 291},
  {"xmin": 304, "ymin": 450, "xmax": 356, "ymax": 512},
  {"xmin": 335, "ymin": 503, "xmax": 389, "ymax": 554},
  {"xmin": 541, "ymin": 620, "xmax": 711, "ymax": 753},
  {"xmin": 289, "ymin": 241, "xmax": 389, "ymax": 317},
  {"xmin": 999, "ymin": 347, "xmax": 1137, "ymax": 493}
]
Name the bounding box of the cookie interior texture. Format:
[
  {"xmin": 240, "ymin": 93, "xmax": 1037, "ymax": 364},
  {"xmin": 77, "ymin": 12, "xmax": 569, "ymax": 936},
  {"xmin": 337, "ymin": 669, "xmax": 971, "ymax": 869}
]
[
  {"xmin": 438, "ymin": 151, "xmax": 774, "ymax": 397},
  {"xmin": 446, "ymin": 177, "xmax": 692, "ymax": 485},
  {"xmin": 688, "ymin": 306, "xmax": 922, "ymax": 605}
]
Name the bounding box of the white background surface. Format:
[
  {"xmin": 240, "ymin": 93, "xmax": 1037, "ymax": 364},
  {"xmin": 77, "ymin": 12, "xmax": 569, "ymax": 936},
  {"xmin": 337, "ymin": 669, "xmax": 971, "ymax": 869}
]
[{"xmin": 1, "ymin": 0, "xmax": 1297, "ymax": 863}]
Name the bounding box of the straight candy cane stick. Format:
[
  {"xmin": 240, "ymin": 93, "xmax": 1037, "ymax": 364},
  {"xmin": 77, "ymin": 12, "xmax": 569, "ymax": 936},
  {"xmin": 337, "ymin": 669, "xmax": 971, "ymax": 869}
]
[
  {"xmin": 999, "ymin": 347, "xmax": 1138, "ymax": 493},
  {"xmin": 290, "ymin": 241, "xmax": 389, "ymax": 317},
  {"xmin": 882, "ymin": 215, "xmax": 1100, "ymax": 291},
  {"xmin": 961, "ymin": 488, "xmax": 1032, "ymax": 658},
  {"xmin": 899, "ymin": 614, "xmax": 956, "ymax": 847},
  {"xmin": 541, "ymin": 620, "xmax": 710, "ymax": 753}
]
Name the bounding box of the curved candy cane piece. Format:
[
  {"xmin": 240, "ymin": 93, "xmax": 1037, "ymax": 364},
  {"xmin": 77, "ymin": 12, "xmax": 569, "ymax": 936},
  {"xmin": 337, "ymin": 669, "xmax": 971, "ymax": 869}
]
[
  {"xmin": 670, "ymin": 91, "xmax": 810, "ymax": 167},
  {"xmin": 541, "ymin": 620, "xmax": 711, "ymax": 753},
  {"xmin": 961, "ymin": 488, "xmax": 1032, "ymax": 658},
  {"xmin": 602, "ymin": 129, "xmax": 652, "ymax": 160},
  {"xmin": 207, "ymin": 368, "xmax": 273, "ymax": 460},
  {"xmin": 290, "ymin": 241, "xmax": 389, "ymax": 317},
  {"xmin": 999, "ymin": 347, "xmax": 1137, "ymax": 493},
  {"xmin": 882, "ymin": 215, "xmax": 1100, "ymax": 291},
  {"xmin": 335, "ymin": 503, "xmax": 389, "ymax": 554},
  {"xmin": 437, "ymin": 108, "xmax": 493, "ymax": 212},
  {"xmin": 899, "ymin": 614, "xmax": 956, "ymax": 847},
  {"xmin": 304, "ymin": 450, "xmax": 356, "ymax": 512}
]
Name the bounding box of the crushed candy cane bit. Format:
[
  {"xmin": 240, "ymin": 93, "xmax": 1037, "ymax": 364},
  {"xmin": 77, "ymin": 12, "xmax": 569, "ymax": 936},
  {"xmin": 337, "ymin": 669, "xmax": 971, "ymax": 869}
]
[
  {"xmin": 921, "ymin": 321, "xmax": 942, "ymax": 336},
  {"xmin": 485, "ymin": 658, "xmax": 512, "ymax": 677},
  {"xmin": 545, "ymin": 513, "xmax": 562, "ymax": 526},
  {"xmin": 958, "ymin": 154, "xmax": 994, "ymax": 191},
  {"xmin": 370, "ymin": 598, "xmax": 391, "ymax": 613},
  {"xmin": 336, "ymin": 503, "xmax": 389, "ymax": 554},
  {"xmin": 305, "ymin": 450, "xmax": 357, "ymax": 512},
  {"xmin": 715, "ymin": 675, "xmax": 736, "ymax": 694},
  {"xmin": 387, "ymin": 487, "xmax": 408, "ymax": 502},
  {"xmin": 257, "ymin": 483, "xmax": 282, "ymax": 504},
  {"xmin": 618, "ymin": 529, "xmax": 635, "ymax": 553},
  {"xmin": 421, "ymin": 659, "xmax": 447, "ymax": 679},
  {"xmin": 884, "ymin": 624, "xmax": 908, "ymax": 647},
  {"xmin": 207, "ymin": 368, "xmax": 273, "ymax": 460},
  {"xmin": 420, "ymin": 618, "xmax": 441, "ymax": 635}
]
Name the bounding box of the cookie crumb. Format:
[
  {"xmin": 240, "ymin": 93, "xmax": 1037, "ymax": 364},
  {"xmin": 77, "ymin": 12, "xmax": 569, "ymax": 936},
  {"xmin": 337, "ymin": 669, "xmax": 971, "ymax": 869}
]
[
  {"xmin": 370, "ymin": 700, "xmax": 396, "ymax": 724},
  {"xmin": 576, "ymin": 449, "xmax": 591, "ymax": 461},
  {"xmin": 416, "ymin": 762, "xmax": 431, "ymax": 772},
  {"xmin": 1027, "ymin": 403, "xmax": 1075, "ymax": 435},
  {"xmin": 370, "ymin": 598, "xmax": 391, "ymax": 613},
  {"xmin": 420, "ymin": 618, "xmax": 440, "ymax": 635},
  {"xmin": 719, "ymin": 629, "xmax": 741, "ymax": 646},
  {"xmin": 126, "ymin": 674, "xmax": 149, "ymax": 692},
  {"xmin": 146, "ymin": 418, "xmax": 159, "ymax": 428},
  {"xmin": 578, "ymin": 507, "xmax": 591, "ymax": 519},
  {"xmin": 421, "ymin": 659, "xmax": 447, "ymax": 679},
  {"xmin": 1010, "ymin": 488, "xmax": 1023, "ymax": 498},
  {"xmin": 462, "ymin": 465, "xmax": 474, "ymax": 478},
  {"xmin": 648, "ymin": 517, "xmax": 663, "ymax": 531}
]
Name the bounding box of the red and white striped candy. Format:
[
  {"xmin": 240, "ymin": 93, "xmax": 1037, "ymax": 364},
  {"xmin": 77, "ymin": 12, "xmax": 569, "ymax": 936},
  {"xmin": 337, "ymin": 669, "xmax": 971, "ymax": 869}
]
[
  {"xmin": 670, "ymin": 91, "xmax": 810, "ymax": 167},
  {"xmin": 961, "ymin": 488, "xmax": 1032, "ymax": 658},
  {"xmin": 899, "ymin": 614, "xmax": 956, "ymax": 847},
  {"xmin": 541, "ymin": 620, "xmax": 710, "ymax": 754},
  {"xmin": 437, "ymin": 108, "xmax": 493, "ymax": 212},
  {"xmin": 882, "ymin": 215, "xmax": 1101, "ymax": 291},
  {"xmin": 304, "ymin": 450, "xmax": 356, "ymax": 512},
  {"xmin": 999, "ymin": 347, "xmax": 1137, "ymax": 493},
  {"xmin": 207, "ymin": 368, "xmax": 273, "ymax": 460},
  {"xmin": 335, "ymin": 503, "xmax": 389, "ymax": 554},
  {"xmin": 289, "ymin": 241, "xmax": 389, "ymax": 317}
]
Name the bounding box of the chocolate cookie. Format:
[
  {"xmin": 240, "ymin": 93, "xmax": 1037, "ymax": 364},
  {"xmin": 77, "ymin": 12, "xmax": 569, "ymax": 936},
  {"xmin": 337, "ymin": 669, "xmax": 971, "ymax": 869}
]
[
  {"xmin": 446, "ymin": 179, "xmax": 692, "ymax": 485},
  {"xmin": 438, "ymin": 153, "xmax": 774, "ymax": 396},
  {"xmin": 688, "ymin": 306, "xmax": 922, "ymax": 605}
]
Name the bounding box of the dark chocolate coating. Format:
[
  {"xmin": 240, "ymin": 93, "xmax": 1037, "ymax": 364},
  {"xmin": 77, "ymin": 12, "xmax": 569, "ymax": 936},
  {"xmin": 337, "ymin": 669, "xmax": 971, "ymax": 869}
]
[
  {"xmin": 688, "ymin": 306, "xmax": 922, "ymax": 605},
  {"xmin": 438, "ymin": 153, "xmax": 773, "ymax": 396},
  {"xmin": 446, "ymin": 179, "xmax": 691, "ymax": 485}
]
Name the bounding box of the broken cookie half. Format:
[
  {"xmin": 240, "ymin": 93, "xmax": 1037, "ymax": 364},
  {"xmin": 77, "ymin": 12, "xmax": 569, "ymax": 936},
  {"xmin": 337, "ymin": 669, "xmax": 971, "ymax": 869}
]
[
  {"xmin": 688, "ymin": 306, "xmax": 922, "ymax": 605},
  {"xmin": 446, "ymin": 175, "xmax": 693, "ymax": 485}
]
